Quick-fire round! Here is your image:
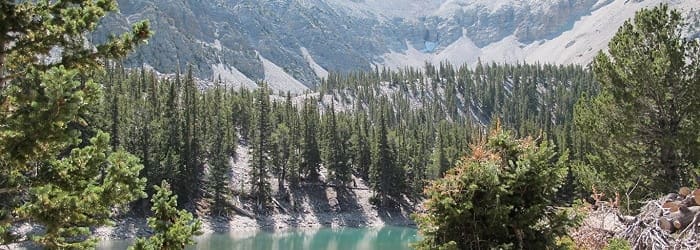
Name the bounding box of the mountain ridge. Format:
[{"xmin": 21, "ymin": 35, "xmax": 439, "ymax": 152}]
[{"xmin": 96, "ymin": 0, "xmax": 699, "ymax": 92}]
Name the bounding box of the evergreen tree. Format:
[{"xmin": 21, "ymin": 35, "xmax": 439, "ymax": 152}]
[
  {"xmin": 413, "ymin": 125, "xmax": 574, "ymax": 249},
  {"xmin": 131, "ymin": 181, "xmax": 202, "ymax": 250},
  {"xmin": 249, "ymin": 84, "xmax": 273, "ymax": 211},
  {"xmin": 178, "ymin": 67, "xmax": 202, "ymax": 202},
  {"xmin": 370, "ymin": 110, "xmax": 401, "ymax": 204},
  {"xmin": 431, "ymin": 130, "xmax": 450, "ymax": 178},
  {"xmin": 575, "ymin": 4, "xmax": 700, "ymax": 199},
  {"xmin": 271, "ymin": 123, "xmax": 292, "ymax": 192},
  {"xmin": 135, "ymin": 70, "xmax": 159, "ymax": 190},
  {"xmin": 233, "ymin": 89, "xmax": 253, "ymax": 140},
  {"xmin": 207, "ymin": 82, "xmax": 232, "ymax": 215},
  {"xmin": 283, "ymin": 93, "xmax": 302, "ymax": 188},
  {"xmin": 300, "ymin": 98, "xmax": 322, "ymax": 180},
  {"xmin": 322, "ymin": 101, "xmax": 351, "ymax": 184},
  {"xmin": 162, "ymin": 78, "xmax": 183, "ymax": 184},
  {"xmin": 350, "ymin": 114, "xmax": 372, "ymax": 180},
  {"xmin": 0, "ymin": 0, "xmax": 150, "ymax": 247}
]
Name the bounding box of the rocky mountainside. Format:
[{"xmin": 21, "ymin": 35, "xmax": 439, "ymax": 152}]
[{"xmin": 96, "ymin": 0, "xmax": 699, "ymax": 92}]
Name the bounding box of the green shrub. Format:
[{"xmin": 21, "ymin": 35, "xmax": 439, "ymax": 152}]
[
  {"xmin": 413, "ymin": 124, "xmax": 577, "ymax": 249},
  {"xmin": 605, "ymin": 238, "xmax": 631, "ymax": 250}
]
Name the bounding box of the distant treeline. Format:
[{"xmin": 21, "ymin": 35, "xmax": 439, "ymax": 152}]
[{"xmin": 96, "ymin": 61, "xmax": 597, "ymax": 211}]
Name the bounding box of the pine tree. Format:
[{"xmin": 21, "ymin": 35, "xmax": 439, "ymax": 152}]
[
  {"xmin": 282, "ymin": 93, "xmax": 302, "ymax": 188},
  {"xmin": 233, "ymin": 89, "xmax": 253, "ymax": 140},
  {"xmin": 162, "ymin": 78, "xmax": 182, "ymax": 184},
  {"xmin": 0, "ymin": 1, "xmax": 150, "ymax": 247},
  {"xmin": 207, "ymin": 82, "xmax": 231, "ymax": 215},
  {"xmin": 431, "ymin": 130, "xmax": 450, "ymax": 178},
  {"xmin": 370, "ymin": 110, "xmax": 399, "ymax": 205},
  {"xmin": 249, "ymin": 84, "xmax": 273, "ymax": 211},
  {"xmin": 575, "ymin": 4, "xmax": 700, "ymax": 199},
  {"xmin": 272, "ymin": 123, "xmax": 292, "ymax": 192},
  {"xmin": 130, "ymin": 181, "xmax": 202, "ymax": 250},
  {"xmin": 300, "ymin": 98, "xmax": 322, "ymax": 180},
  {"xmin": 322, "ymin": 101, "xmax": 351, "ymax": 185},
  {"xmin": 350, "ymin": 114, "xmax": 372, "ymax": 180},
  {"xmin": 135, "ymin": 70, "xmax": 158, "ymax": 190},
  {"xmin": 178, "ymin": 67, "xmax": 201, "ymax": 202}
]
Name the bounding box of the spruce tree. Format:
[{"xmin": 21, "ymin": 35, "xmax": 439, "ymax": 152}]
[
  {"xmin": 178, "ymin": 67, "xmax": 201, "ymax": 202},
  {"xmin": 271, "ymin": 123, "xmax": 292, "ymax": 192},
  {"xmin": 350, "ymin": 114, "xmax": 372, "ymax": 180},
  {"xmin": 300, "ymin": 98, "xmax": 321, "ymax": 180},
  {"xmin": 207, "ymin": 82, "xmax": 231, "ymax": 215},
  {"xmin": 431, "ymin": 132, "xmax": 450, "ymax": 178},
  {"xmin": 322, "ymin": 101, "xmax": 351, "ymax": 185},
  {"xmin": 249, "ymin": 84, "xmax": 272, "ymax": 211},
  {"xmin": 162, "ymin": 78, "xmax": 183, "ymax": 184},
  {"xmin": 370, "ymin": 111, "xmax": 399, "ymax": 204},
  {"xmin": 0, "ymin": 0, "xmax": 150, "ymax": 248},
  {"xmin": 282, "ymin": 93, "xmax": 302, "ymax": 188}
]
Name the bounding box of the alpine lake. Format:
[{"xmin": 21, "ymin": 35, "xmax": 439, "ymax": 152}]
[{"xmin": 98, "ymin": 226, "xmax": 419, "ymax": 250}]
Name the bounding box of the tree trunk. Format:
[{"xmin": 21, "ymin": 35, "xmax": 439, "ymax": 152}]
[
  {"xmin": 279, "ymin": 163, "xmax": 286, "ymax": 192},
  {"xmin": 0, "ymin": 51, "xmax": 5, "ymax": 90}
]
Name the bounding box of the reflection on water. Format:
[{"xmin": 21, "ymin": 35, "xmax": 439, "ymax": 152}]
[{"xmin": 98, "ymin": 226, "xmax": 419, "ymax": 250}]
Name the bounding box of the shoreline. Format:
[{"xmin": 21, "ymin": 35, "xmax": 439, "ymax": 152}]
[
  {"xmin": 6, "ymin": 213, "xmax": 416, "ymax": 249},
  {"xmin": 95, "ymin": 209, "xmax": 417, "ymax": 241}
]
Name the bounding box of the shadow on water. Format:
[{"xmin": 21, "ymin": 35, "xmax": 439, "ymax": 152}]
[{"xmin": 376, "ymin": 194, "xmax": 417, "ymax": 227}]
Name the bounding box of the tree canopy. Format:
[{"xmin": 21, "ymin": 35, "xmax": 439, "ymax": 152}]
[
  {"xmin": 0, "ymin": 0, "xmax": 150, "ymax": 248},
  {"xmin": 575, "ymin": 3, "xmax": 700, "ymax": 203}
]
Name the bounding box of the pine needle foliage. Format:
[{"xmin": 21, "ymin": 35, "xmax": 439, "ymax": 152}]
[
  {"xmin": 130, "ymin": 181, "xmax": 202, "ymax": 250},
  {"xmin": 0, "ymin": 0, "xmax": 150, "ymax": 248},
  {"xmin": 413, "ymin": 124, "xmax": 576, "ymax": 249}
]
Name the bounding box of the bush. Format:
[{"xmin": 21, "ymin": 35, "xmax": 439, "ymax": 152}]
[
  {"xmin": 413, "ymin": 125, "xmax": 577, "ymax": 249},
  {"xmin": 605, "ymin": 238, "xmax": 631, "ymax": 250}
]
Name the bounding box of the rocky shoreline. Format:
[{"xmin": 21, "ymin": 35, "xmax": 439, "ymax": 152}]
[
  {"xmin": 8, "ymin": 154, "xmax": 420, "ymax": 247},
  {"xmin": 94, "ymin": 209, "xmax": 416, "ymax": 241},
  {"xmin": 5, "ymin": 210, "xmax": 415, "ymax": 249}
]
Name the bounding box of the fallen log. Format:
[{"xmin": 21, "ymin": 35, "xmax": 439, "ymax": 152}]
[
  {"xmin": 271, "ymin": 197, "xmax": 289, "ymax": 214},
  {"xmin": 230, "ymin": 203, "xmax": 256, "ymax": 219},
  {"xmin": 693, "ymin": 189, "xmax": 700, "ymax": 205},
  {"xmin": 662, "ymin": 193, "xmax": 700, "ymax": 213},
  {"xmin": 679, "ymin": 187, "xmax": 692, "ymax": 198},
  {"xmin": 663, "ymin": 201, "xmax": 681, "ymax": 212},
  {"xmin": 659, "ymin": 206, "xmax": 700, "ymax": 233},
  {"xmin": 225, "ymin": 197, "xmax": 256, "ymax": 219}
]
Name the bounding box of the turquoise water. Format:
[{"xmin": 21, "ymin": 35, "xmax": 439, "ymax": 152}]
[{"xmin": 98, "ymin": 226, "xmax": 419, "ymax": 250}]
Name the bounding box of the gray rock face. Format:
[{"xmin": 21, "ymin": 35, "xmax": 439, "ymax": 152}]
[{"xmin": 93, "ymin": 0, "xmax": 632, "ymax": 87}]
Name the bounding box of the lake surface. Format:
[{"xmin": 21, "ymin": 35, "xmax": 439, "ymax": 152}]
[{"xmin": 98, "ymin": 226, "xmax": 419, "ymax": 250}]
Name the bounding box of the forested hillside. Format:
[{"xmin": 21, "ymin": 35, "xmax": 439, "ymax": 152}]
[
  {"xmin": 96, "ymin": 61, "xmax": 596, "ymax": 211},
  {"xmin": 2, "ymin": 1, "xmax": 698, "ymax": 249}
]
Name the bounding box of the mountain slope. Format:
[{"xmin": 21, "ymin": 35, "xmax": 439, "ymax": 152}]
[
  {"xmin": 380, "ymin": 0, "xmax": 700, "ymax": 68},
  {"xmin": 97, "ymin": 0, "xmax": 699, "ymax": 91}
]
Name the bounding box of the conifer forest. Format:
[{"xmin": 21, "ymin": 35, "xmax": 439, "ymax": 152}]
[{"xmin": 1, "ymin": 1, "xmax": 699, "ymax": 249}]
